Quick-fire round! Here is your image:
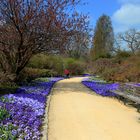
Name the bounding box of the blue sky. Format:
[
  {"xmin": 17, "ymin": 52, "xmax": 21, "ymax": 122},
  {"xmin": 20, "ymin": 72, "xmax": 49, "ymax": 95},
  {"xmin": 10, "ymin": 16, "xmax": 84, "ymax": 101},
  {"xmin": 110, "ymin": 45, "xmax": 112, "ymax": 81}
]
[{"xmin": 77, "ymin": 0, "xmax": 140, "ymax": 33}]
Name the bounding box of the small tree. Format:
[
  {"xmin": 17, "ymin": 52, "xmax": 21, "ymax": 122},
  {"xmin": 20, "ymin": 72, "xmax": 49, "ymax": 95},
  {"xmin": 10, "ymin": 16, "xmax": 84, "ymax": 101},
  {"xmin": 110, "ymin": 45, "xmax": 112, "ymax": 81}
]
[{"xmin": 91, "ymin": 14, "xmax": 114, "ymax": 60}]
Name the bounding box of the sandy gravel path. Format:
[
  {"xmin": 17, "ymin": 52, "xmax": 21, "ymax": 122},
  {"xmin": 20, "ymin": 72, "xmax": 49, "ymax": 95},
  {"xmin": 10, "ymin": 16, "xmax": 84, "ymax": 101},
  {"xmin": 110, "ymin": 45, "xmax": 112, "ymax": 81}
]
[{"xmin": 48, "ymin": 77, "xmax": 140, "ymax": 140}]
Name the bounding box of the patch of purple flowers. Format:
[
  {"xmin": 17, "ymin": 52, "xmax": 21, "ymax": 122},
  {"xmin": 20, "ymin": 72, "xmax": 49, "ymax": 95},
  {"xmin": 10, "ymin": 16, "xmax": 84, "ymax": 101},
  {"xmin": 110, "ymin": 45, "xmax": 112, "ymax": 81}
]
[
  {"xmin": 0, "ymin": 77, "xmax": 63, "ymax": 140},
  {"xmin": 134, "ymin": 83, "xmax": 140, "ymax": 87},
  {"xmin": 82, "ymin": 79, "xmax": 119, "ymax": 97},
  {"xmin": 83, "ymin": 74, "xmax": 91, "ymax": 77}
]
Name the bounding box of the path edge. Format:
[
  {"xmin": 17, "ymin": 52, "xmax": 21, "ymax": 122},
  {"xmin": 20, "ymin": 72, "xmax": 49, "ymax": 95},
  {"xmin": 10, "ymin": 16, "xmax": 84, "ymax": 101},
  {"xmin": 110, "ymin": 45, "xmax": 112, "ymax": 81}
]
[{"xmin": 41, "ymin": 83, "xmax": 56, "ymax": 140}]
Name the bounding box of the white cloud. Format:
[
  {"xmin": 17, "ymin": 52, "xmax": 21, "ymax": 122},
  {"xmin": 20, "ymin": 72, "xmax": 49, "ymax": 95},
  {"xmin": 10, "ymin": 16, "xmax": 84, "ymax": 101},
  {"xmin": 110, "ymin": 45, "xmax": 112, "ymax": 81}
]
[
  {"xmin": 113, "ymin": 4, "xmax": 140, "ymax": 25},
  {"xmin": 112, "ymin": 0, "xmax": 140, "ymax": 33}
]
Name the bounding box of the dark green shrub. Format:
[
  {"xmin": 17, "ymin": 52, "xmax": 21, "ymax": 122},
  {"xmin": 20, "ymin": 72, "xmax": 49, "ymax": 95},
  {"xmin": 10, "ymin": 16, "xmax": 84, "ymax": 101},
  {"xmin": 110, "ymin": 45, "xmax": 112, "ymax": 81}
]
[
  {"xmin": 116, "ymin": 51, "xmax": 131, "ymax": 58},
  {"xmin": 45, "ymin": 55, "xmax": 63, "ymax": 75},
  {"xmin": 27, "ymin": 54, "xmax": 48, "ymax": 69},
  {"xmin": 65, "ymin": 60, "xmax": 86, "ymax": 75},
  {"xmin": 0, "ymin": 79, "xmax": 18, "ymax": 95},
  {"xmin": 18, "ymin": 68, "xmax": 58, "ymax": 82},
  {"xmin": 28, "ymin": 54, "xmax": 64, "ymax": 75},
  {"xmin": 114, "ymin": 51, "xmax": 131, "ymax": 64}
]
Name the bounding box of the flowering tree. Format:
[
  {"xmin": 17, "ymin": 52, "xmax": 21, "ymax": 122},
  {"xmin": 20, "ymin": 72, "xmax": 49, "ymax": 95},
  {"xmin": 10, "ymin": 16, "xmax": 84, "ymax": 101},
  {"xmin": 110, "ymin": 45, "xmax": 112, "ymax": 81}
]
[{"xmin": 0, "ymin": 0, "xmax": 88, "ymax": 81}]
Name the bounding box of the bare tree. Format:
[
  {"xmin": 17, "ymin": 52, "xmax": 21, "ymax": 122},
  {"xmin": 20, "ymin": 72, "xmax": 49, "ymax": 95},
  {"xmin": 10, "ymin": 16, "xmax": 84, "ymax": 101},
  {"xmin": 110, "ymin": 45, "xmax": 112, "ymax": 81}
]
[
  {"xmin": 113, "ymin": 34, "xmax": 123, "ymax": 53},
  {"xmin": 0, "ymin": 0, "xmax": 88, "ymax": 81},
  {"xmin": 117, "ymin": 29, "xmax": 140, "ymax": 54},
  {"xmin": 64, "ymin": 30, "xmax": 90, "ymax": 58}
]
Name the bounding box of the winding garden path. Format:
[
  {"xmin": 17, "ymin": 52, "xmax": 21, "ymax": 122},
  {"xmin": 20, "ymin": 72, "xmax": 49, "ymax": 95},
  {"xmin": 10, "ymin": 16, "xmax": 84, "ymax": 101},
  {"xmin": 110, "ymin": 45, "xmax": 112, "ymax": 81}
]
[{"xmin": 47, "ymin": 77, "xmax": 140, "ymax": 140}]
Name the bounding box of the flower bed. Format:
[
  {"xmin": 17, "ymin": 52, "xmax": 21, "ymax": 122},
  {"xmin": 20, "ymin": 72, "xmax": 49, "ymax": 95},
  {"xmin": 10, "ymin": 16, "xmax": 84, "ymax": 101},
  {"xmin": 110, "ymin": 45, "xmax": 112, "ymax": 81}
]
[
  {"xmin": 0, "ymin": 77, "xmax": 63, "ymax": 140},
  {"xmin": 82, "ymin": 78, "xmax": 119, "ymax": 97}
]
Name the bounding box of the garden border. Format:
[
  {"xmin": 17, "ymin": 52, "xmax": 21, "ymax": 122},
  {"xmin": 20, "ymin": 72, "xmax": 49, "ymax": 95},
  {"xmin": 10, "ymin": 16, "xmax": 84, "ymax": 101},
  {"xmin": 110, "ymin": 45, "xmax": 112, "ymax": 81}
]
[
  {"xmin": 41, "ymin": 81, "xmax": 58, "ymax": 140},
  {"xmin": 110, "ymin": 90, "xmax": 140, "ymax": 112}
]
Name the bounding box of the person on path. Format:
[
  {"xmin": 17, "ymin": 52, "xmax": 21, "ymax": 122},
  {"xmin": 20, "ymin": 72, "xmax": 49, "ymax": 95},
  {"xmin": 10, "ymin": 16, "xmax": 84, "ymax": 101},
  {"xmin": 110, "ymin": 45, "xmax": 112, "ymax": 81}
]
[{"xmin": 64, "ymin": 69, "xmax": 70, "ymax": 78}]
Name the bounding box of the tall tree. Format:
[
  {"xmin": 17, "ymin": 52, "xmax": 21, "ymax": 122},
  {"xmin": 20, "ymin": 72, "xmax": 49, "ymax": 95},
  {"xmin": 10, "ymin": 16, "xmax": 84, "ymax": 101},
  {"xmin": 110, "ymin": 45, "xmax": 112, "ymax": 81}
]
[
  {"xmin": 91, "ymin": 14, "xmax": 114, "ymax": 60},
  {"xmin": 0, "ymin": 0, "xmax": 88, "ymax": 81}
]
